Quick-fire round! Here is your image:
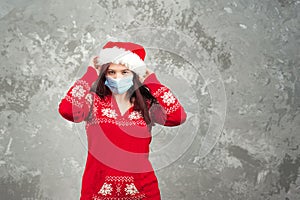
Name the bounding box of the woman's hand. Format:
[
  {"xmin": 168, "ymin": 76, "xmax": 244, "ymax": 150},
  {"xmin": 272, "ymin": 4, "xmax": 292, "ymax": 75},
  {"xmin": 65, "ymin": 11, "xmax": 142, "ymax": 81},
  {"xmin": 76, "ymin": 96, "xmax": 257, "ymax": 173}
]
[
  {"xmin": 89, "ymin": 56, "xmax": 101, "ymax": 76},
  {"xmin": 139, "ymin": 67, "xmax": 154, "ymax": 83}
]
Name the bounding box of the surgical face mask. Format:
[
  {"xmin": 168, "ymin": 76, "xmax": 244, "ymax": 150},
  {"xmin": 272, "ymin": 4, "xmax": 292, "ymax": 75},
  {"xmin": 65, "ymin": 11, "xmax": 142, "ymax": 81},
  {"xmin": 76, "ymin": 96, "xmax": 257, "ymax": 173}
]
[{"xmin": 104, "ymin": 75, "xmax": 134, "ymax": 94}]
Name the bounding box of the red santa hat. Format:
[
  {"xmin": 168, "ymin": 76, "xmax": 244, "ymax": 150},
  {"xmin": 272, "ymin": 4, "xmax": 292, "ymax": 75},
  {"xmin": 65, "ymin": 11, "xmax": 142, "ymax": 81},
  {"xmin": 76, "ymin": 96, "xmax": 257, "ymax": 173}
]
[{"xmin": 97, "ymin": 41, "xmax": 147, "ymax": 77}]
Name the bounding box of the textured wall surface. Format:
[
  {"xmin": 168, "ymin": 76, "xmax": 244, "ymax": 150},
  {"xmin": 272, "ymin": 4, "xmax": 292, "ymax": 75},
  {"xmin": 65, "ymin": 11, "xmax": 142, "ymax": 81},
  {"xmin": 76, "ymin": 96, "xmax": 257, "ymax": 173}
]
[{"xmin": 0, "ymin": 0, "xmax": 300, "ymax": 199}]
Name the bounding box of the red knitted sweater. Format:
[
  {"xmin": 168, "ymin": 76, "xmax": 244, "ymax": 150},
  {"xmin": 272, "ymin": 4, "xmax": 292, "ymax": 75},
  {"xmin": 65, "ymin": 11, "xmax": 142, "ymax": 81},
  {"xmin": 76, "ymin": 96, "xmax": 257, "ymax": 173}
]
[{"xmin": 58, "ymin": 66, "xmax": 187, "ymax": 200}]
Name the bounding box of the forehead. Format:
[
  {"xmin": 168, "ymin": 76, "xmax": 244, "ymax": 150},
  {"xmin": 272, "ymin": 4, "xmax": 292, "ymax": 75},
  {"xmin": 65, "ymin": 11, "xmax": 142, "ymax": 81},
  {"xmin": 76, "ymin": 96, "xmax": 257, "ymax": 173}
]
[{"xmin": 108, "ymin": 63, "xmax": 130, "ymax": 71}]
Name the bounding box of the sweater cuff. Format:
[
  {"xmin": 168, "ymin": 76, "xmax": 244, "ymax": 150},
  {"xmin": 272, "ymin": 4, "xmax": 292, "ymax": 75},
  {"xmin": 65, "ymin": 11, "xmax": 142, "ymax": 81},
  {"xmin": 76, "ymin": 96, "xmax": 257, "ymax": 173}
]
[{"xmin": 80, "ymin": 66, "xmax": 99, "ymax": 86}]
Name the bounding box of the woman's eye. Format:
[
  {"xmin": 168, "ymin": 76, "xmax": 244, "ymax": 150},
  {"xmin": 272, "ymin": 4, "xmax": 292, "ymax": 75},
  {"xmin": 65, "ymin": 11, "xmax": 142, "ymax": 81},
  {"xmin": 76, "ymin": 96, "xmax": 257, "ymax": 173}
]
[
  {"xmin": 108, "ymin": 71, "xmax": 115, "ymax": 74},
  {"xmin": 123, "ymin": 71, "xmax": 131, "ymax": 74}
]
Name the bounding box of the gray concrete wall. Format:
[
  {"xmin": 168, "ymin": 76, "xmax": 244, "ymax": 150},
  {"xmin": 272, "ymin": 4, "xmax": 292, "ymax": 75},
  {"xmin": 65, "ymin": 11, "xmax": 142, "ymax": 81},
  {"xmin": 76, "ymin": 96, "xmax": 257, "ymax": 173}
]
[{"xmin": 0, "ymin": 0, "xmax": 299, "ymax": 199}]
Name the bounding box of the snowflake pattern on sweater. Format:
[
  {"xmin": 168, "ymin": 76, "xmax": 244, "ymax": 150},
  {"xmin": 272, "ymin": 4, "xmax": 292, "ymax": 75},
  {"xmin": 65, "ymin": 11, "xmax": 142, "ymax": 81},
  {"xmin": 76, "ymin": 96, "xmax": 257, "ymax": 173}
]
[
  {"xmin": 92, "ymin": 175, "xmax": 146, "ymax": 200},
  {"xmin": 128, "ymin": 111, "xmax": 142, "ymax": 120},
  {"xmin": 98, "ymin": 182, "xmax": 113, "ymax": 196},
  {"xmin": 160, "ymin": 91, "xmax": 176, "ymax": 106},
  {"xmin": 124, "ymin": 183, "xmax": 139, "ymax": 195},
  {"xmin": 70, "ymin": 84, "xmax": 86, "ymax": 99},
  {"xmin": 101, "ymin": 108, "xmax": 118, "ymax": 119}
]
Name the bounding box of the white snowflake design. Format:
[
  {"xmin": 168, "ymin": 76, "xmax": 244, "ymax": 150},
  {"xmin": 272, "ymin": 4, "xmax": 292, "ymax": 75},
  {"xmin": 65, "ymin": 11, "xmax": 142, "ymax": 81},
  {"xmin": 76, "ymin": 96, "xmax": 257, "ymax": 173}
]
[
  {"xmin": 98, "ymin": 182, "xmax": 113, "ymax": 196},
  {"xmin": 70, "ymin": 85, "xmax": 86, "ymax": 99},
  {"xmin": 128, "ymin": 111, "xmax": 142, "ymax": 120},
  {"xmin": 160, "ymin": 91, "xmax": 176, "ymax": 106},
  {"xmin": 101, "ymin": 108, "xmax": 118, "ymax": 119},
  {"xmin": 124, "ymin": 183, "xmax": 139, "ymax": 196}
]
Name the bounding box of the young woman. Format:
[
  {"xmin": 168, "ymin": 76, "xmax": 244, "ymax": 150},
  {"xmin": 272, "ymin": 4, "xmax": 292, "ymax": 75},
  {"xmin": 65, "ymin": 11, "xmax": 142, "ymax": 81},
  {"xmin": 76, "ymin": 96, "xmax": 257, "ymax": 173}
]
[{"xmin": 58, "ymin": 41, "xmax": 187, "ymax": 200}]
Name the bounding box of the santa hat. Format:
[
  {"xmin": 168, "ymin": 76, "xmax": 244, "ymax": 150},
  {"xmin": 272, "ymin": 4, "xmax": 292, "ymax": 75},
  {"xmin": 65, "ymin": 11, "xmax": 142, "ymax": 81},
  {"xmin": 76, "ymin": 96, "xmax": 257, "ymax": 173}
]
[{"xmin": 97, "ymin": 41, "xmax": 147, "ymax": 77}]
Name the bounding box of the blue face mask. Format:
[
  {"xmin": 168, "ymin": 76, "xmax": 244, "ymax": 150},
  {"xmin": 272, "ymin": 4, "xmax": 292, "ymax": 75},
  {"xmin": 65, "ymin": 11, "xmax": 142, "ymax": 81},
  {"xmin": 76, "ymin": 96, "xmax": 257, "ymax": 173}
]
[{"xmin": 104, "ymin": 75, "xmax": 134, "ymax": 94}]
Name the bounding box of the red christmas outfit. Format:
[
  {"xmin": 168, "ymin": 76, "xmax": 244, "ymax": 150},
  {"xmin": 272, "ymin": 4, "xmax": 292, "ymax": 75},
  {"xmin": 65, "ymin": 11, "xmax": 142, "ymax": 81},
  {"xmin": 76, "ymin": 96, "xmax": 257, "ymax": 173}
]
[{"xmin": 58, "ymin": 66, "xmax": 187, "ymax": 200}]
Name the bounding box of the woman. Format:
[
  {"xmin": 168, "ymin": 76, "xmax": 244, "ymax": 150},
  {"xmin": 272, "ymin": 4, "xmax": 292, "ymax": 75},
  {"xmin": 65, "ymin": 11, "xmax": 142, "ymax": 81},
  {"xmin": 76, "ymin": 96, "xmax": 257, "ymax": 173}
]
[{"xmin": 58, "ymin": 41, "xmax": 187, "ymax": 200}]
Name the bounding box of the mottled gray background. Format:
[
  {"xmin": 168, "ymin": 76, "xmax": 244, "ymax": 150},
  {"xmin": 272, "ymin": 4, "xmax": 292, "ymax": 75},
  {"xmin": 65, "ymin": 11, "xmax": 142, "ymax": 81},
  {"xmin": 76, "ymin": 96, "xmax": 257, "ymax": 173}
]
[{"xmin": 0, "ymin": 0, "xmax": 300, "ymax": 199}]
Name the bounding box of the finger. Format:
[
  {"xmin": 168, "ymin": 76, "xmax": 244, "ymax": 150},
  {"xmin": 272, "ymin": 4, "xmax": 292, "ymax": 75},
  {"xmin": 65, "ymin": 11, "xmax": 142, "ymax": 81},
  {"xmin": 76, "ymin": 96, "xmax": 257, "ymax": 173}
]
[
  {"xmin": 93, "ymin": 57, "xmax": 98, "ymax": 64},
  {"xmin": 93, "ymin": 60, "xmax": 100, "ymax": 69}
]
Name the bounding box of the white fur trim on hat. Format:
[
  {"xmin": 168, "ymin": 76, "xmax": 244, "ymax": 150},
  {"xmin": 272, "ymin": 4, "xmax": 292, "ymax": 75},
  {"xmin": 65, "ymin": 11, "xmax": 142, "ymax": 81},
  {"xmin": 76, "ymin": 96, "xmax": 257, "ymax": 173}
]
[{"xmin": 97, "ymin": 46, "xmax": 146, "ymax": 77}]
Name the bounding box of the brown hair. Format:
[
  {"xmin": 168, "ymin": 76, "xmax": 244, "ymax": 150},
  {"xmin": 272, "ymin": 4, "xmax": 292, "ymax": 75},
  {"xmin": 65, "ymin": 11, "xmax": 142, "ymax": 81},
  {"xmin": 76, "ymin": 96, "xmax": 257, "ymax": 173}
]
[{"xmin": 89, "ymin": 63, "xmax": 159, "ymax": 131}]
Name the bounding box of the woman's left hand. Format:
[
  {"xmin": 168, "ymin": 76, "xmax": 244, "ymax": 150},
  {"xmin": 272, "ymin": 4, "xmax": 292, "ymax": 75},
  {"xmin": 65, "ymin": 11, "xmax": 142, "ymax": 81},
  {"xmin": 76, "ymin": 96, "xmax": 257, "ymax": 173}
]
[{"xmin": 139, "ymin": 67, "xmax": 154, "ymax": 83}]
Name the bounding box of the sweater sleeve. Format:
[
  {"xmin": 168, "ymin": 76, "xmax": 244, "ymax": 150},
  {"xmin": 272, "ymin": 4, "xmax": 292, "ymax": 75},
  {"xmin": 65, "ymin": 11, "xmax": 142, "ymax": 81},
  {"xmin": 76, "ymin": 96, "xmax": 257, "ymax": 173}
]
[
  {"xmin": 58, "ymin": 66, "xmax": 99, "ymax": 123},
  {"xmin": 143, "ymin": 73, "xmax": 187, "ymax": 126}
]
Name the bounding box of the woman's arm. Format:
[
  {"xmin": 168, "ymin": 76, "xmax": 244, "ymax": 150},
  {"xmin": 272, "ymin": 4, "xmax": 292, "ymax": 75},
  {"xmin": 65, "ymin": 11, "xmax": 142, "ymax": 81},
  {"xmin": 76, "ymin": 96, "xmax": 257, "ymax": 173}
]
[
  {"xmin": 143, "ymin": 69, "xmax": 187, "ymax": 126},
  {"xmin": 58, "ymin": 57, "xmax": 100, "ymax": 123}
]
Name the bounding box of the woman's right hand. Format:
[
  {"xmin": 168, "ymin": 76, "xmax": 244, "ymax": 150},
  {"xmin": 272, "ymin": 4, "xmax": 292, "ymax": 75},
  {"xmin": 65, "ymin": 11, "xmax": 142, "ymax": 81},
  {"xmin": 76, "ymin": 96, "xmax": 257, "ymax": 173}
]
[{"xmin": 89, "ymin": 56, "xmax": 101, "ymax": 76}]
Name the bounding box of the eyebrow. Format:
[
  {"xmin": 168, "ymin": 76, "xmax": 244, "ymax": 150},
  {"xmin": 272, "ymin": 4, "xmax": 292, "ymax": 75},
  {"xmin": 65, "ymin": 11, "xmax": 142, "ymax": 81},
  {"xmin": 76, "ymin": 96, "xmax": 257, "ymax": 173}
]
[{"xmin": 107, "ymin": 69, "xmax": 130, "ymax": 72}]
